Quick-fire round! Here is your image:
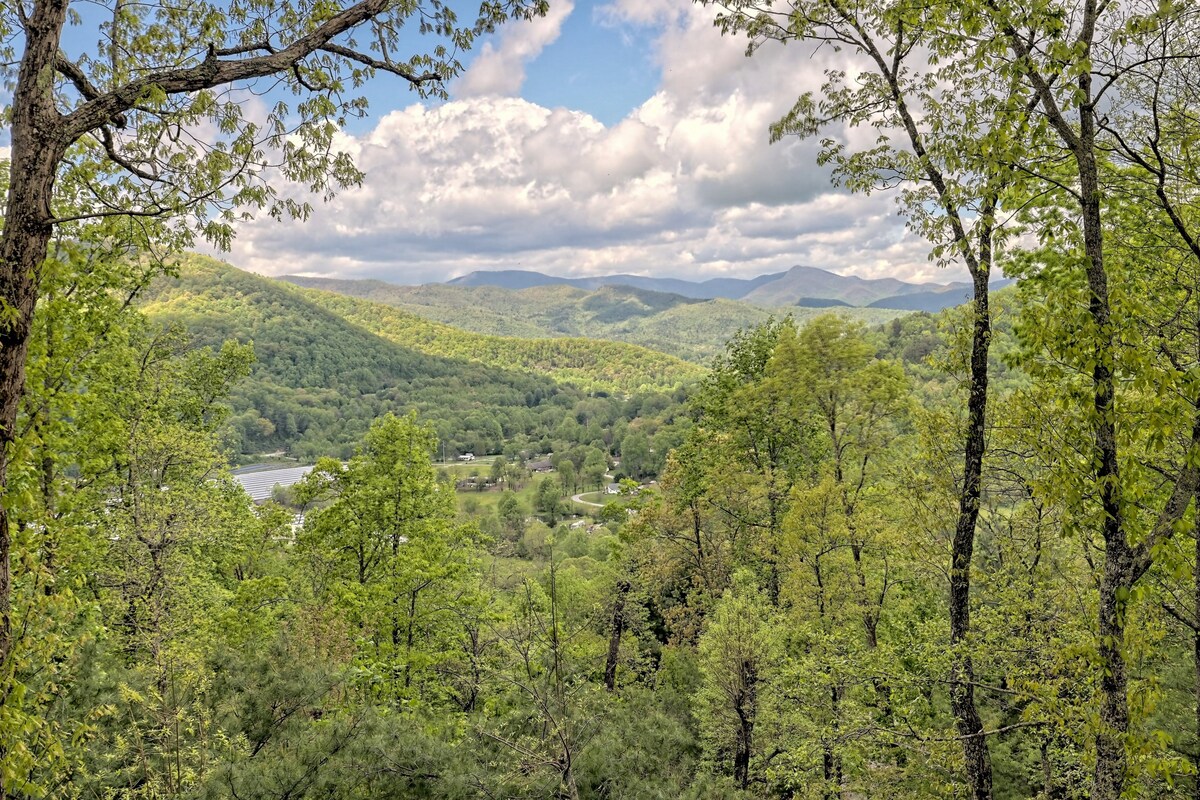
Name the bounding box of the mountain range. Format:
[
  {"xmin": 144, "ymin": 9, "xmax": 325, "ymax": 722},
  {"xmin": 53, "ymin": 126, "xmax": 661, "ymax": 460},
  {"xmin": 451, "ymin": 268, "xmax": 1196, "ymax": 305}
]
[
  {"xmin": 439, "ymin": 264, "xmax": 992, "ymax": 311},
  {"xmin": 445, "ymin": 269, "xmax": 787, "ymax": 301},
  {"xmin": 280, "ymin": 277, "xmax": 906, "ymax": 363}
]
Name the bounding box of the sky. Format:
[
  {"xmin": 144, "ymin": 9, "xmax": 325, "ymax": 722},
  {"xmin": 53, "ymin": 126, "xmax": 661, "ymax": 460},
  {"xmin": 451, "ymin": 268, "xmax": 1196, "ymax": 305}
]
[
  {"xmin": 225, "ymin": 0, "xmax": 962, "ymax": 286},
  {"xmin": 5, "ymin": 0, "xmax": 962, "ymax": 287}
]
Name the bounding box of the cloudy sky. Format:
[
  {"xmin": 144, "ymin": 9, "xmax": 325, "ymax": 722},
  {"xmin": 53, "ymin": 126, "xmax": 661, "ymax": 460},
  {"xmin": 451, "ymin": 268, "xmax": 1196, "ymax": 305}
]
[
  {"xmin": 223, "ymin": 0, "xmax": 964, "ymax": 286},
  {"xmin": 11, "ymin": 0, "xmax": 963, "ymax": 287}
]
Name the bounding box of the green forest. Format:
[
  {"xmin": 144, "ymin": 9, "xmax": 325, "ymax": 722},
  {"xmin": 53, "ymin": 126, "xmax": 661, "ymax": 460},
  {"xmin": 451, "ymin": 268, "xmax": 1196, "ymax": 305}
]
[
  {"xmin": 5, "ymin": 1, "xmax": 1200, "ymax": 800},
  {"xmin": 140, "ymin": 256, "xmax": 697, "ymax": 461},
  {"xmin": 279, "ymin": 276, "xmax": 904, "ymax": 364},
  {"xmin": 8, "ymin": 268, "xmax": 1200, "ymax": 799}
]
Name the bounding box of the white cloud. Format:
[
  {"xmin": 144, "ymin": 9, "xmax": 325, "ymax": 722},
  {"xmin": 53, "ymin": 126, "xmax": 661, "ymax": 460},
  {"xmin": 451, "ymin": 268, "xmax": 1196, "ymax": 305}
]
[
  {"xmin": 457, "ymin": 1, "xmax": 576, "ymax": 97},
  {"xmin": 224, "ymin": 3, "xmax": 970, "ymax": 288}
]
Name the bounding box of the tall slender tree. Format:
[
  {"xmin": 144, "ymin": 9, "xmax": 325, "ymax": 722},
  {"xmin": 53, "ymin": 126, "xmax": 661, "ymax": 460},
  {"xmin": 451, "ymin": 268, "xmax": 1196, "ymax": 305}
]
[
  {"xmin": 697, "ymin": 3, "xmax": 1036, "ymax": 794},
  {"xmin": 972, "ymin": 3, "xmax": 1200, "ymax": 795}
]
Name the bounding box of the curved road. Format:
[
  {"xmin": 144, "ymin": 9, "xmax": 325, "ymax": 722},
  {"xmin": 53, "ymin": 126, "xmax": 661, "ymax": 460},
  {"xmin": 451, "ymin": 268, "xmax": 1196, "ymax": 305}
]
[
  {"xmin": 572, "ymin": 491, "xmax": 605, "ymax": 508},
  {"xmin": 572, "ymin": 473, "xmax": 616, "ymax": 508}
]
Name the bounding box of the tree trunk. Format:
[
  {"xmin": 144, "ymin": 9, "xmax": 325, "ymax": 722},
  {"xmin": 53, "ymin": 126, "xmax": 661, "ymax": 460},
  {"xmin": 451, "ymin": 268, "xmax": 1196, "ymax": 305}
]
[
  {"xmin": 733, "ymin": 660, "xmax": 757, "ymax": 789},
  {"xmin": 766, "ymin": 483, "xmax": 782, "ymax": 606},
  {"xmin": 1093, "ymin": 543, "xmax": 1131, "ymax": 800},
  {"xmin": 604, "ymin": 579, "xmax": 630, "ymax": 692},
  {"xmin": 0, "ymin": 0, "xmax": 72, "ymax": 679},
  {"xmin": 404, "ymin": 589, "xmax": 418, "ymax": 690},
  {"xmin": 561, "ymin": 759, "xmax": 581, "ymax": 800},
  {"xmin": 856, "ymin": 18, "xmax": 998, "ymax": 799},
  {"xmin": 1070, "ymin": 82, "xmax": 1128, "ymax": 800},
  {"xmin": 949, "ymin": 255, "xmax": 994, "ymax": 800},
  {"xmin": 1193, "ymin": 499, "xmax": 1200, "ymax": 800},
  {"xmin": 823, "ymin": 683, "xmax": 843, "ymax": 800}
]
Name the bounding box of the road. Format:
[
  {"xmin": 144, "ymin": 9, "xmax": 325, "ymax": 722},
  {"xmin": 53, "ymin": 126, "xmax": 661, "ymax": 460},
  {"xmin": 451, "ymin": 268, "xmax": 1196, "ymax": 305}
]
[{"xmin": 572, "ymin": 491, "xmax": 605, "ymax": 508}]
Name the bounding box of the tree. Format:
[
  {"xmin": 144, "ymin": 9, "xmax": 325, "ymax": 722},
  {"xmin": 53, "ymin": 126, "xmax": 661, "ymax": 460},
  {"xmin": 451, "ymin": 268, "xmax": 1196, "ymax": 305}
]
[
  {"xmin": 490, "ymin": 455, "xmax": 509, "ymax": 486},
  {"xmin": 483, "ymin": 555, "xmax": 597, "ymax": 800},
  {"xmin": 696, "ymin": 2, "xmax": 1049, "ymax": 794},
  {"xmin": 3, "ymin": 274, "xmax": 294, "ymax": 794},
  {"xmin": 687, "ymin": 319, "xmax": 819, "ymax": 605},
  {"xmin": 697, "ymin": 574, "xmax": 775, "ymax": 789},
  {"xmin": 619, "ymin": 431, "xmax": 652, "ymax": 482},
  {"xmin": 582, "ymin": 449, "xmax": 608, "ymax": 492},
  {"xmin": 535, "ymin": 477, "xmax": 566, "ymax": 527},
  {"xmin": 557, "ymin": 460, "xmax": 577, "ymax": 497},
  {"xmin": 970, "ymin": 4, "xmax": 1200, "ymax": 796},
  {"xmin": 498, "ymin": 492, "xmax": 525, "ymax": 539},
  {"xmin": 0, "ymin": 0, "xmax": 547, "ymax": 696},
  {"xmin": 788, "ymin": 316, "xmax": 907, "ymax": 648},
  {"xmin": 295, "ymin": 412, "xmax": 478, "ymax": 703}
]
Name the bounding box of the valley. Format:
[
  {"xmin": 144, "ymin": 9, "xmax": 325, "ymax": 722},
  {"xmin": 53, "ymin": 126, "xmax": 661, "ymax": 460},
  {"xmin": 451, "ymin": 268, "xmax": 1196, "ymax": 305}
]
[{"xmin": 282, "ymin": 263, "xmax": 990, "ymax": 363}]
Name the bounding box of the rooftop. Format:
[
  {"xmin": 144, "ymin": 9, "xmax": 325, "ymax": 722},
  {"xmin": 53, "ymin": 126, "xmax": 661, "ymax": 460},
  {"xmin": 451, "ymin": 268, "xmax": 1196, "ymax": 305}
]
[{"xmin": 233, "ymin": 465, "xmax": 314, "ymax": 503}]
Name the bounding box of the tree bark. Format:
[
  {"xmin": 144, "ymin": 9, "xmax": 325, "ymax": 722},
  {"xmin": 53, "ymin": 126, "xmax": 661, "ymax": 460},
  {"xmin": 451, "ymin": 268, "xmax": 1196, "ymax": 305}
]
[
  {"xmin": 604, "ymin": 578, "xmax": 630, "ymax": 692},
  {"xmin": 987, "ymin": 6, "xmax": 1133, "ymax": 794},
  {"xmin": 823, "ymin": 683, "xmax": 843, "ymax": 800},
  {"xmin": 733, "ymin": 660, "xmax": 757, "ymax": 789},
  {"xmin": 948, "ymin": 256, "xmax": 994, "ymax": 800},
  {"xmin": 1074, "ymin": 35, "xmax": 1127, "ymax": 800},
  {"xmin": 1193, "ymin": 489, "xmax": 1200, "ymax": 800},
  {"xmin": 840, "ymin": 14, "xmax": 998, "ymax": 794},
  {"xmin": 0, "ymin": 0, "xmax": 73, "ymax": 676}
]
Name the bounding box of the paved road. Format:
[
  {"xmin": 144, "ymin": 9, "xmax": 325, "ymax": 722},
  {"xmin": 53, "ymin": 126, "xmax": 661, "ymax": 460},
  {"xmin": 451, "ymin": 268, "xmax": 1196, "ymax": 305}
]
[{"xmin": 572, "ymin": 492, "xmax": 605, "ymax": 508}]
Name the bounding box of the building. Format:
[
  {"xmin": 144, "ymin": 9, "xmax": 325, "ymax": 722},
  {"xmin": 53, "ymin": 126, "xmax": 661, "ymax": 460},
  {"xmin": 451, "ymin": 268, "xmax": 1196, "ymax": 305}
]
[{"xmin": 232, "ymin": 464, "xmax": 314, "ymax": 504}]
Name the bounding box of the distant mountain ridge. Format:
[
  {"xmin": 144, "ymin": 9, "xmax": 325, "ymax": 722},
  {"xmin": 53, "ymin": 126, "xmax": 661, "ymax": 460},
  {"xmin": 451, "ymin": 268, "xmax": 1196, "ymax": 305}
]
[
  {"xmin": 445, "ymin": 269, "xmax": 787, "ymax": 300},
  {"xmin": 438, "ymin": 265, "xmax": 991, "ymax": 310}
]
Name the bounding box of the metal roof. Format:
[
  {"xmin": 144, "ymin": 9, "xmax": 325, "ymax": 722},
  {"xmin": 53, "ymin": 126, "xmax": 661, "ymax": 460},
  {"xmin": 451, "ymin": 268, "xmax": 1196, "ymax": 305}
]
[{"xmin": 233, "ymin": 465, "xmax": 314, "ymax": 503}]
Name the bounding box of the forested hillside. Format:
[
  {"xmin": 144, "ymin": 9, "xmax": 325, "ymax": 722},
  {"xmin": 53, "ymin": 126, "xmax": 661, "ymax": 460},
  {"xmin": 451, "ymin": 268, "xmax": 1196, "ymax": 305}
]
[
  {"xmin": 283, "ymin": 275, "xmax": 903, "ymax": 362},
  {"xmin": 139, "ymin": 256, "xmax": 562, "ymax": 458},
  {"xmin": 148, "ymin": 258, "xmax": 701, "ymax": 392},
  {"xmin": 140, "ymin": 256, "xmax": 700, "ymax": 458},
  {"xmin": 296, "ymin": 287, "xmax": 706, "ymax": 391},
  {"xmin": 13, "ymin": 272, "xmax": 1200, "ymax": 798}
]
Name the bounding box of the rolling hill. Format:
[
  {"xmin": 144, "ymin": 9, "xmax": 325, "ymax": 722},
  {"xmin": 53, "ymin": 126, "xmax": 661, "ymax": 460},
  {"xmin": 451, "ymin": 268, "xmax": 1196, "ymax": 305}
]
[
  {"xmin": 281, "ymin": 276, "xmax": 904, "ymax": 363},
  {"xmin": 141, "ymin": 257, "xmax": 708, "ymax": 459},
  {"xmin": 293, "ymin": 288, "xmax": 707, "ymax": 393},
  {"xmin": 146, "ymin": 257, "xmax": 701, "ymax": 394},
  {"xmin": 141, "ymin": 257, "xmax": 568, "ymax": 458}
]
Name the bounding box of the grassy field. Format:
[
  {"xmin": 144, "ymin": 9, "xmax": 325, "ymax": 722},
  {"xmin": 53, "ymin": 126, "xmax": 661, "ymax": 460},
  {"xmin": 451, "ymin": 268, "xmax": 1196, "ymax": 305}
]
[{"xmin": 431, "ymin": 455, "xmax": 499, "ymax": 469}]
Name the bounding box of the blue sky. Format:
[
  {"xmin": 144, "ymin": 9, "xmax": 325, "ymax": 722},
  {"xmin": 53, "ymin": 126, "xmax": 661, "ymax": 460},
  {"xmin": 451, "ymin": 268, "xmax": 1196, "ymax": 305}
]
[
  {"xmin": 333, "ymin": 0, "xmax": 660, "ymax": 135},
  {"xmin": 519, "ymin": 1, "xmax": 660, "ymax": 126}
]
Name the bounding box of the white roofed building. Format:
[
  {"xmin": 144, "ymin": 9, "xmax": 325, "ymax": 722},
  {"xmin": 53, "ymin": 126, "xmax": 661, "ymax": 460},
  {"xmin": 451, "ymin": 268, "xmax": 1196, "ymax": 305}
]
[{"xmin": 232, "ymin": 465, "xmax": 314, "ymax": 504}]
